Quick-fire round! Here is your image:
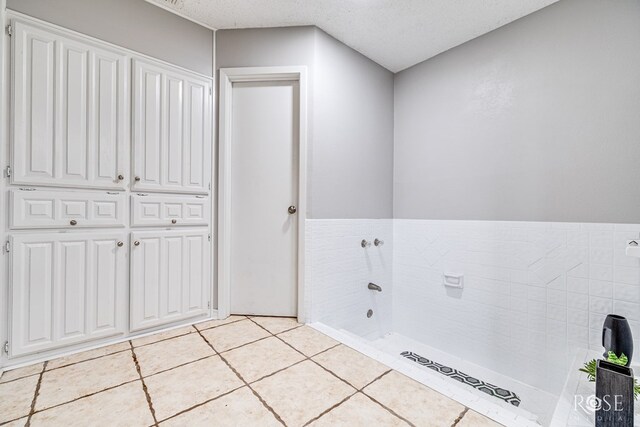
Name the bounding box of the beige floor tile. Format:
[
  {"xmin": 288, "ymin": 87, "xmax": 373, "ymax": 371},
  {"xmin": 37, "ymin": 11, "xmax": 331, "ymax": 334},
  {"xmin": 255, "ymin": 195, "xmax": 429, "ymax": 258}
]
[
  {"xmin": 277, "ymin": 326, "xmax": 338, "ymax": 357},
  {"xmin": 0, "ymin": 363, "xmax": 43, "ymax": 383},
  {"xmin": 145, "ymin": 355, "xmax": 244, "ymax": 421},
  {"xmin": 309, "ymin": 393, "xmax": 409, "ymax": 427},
  {"xmin": 312, "ymin": 345, "xmax": 390, "ymax": 389},
  {"xmin": 363, "ymin": 371, "xmax": 464, "ymax": 427},
  {"xmin": 2, "ymin": 417, "xmax": 27, "ymax": 427},
  {"xmin": 195, "ymin": 315, "xmax": 246, "ymax": 331},
  {"xmin": 30, "ymin": 381, "xmax": 154, "ymax": 427},
  {"xmin": 135, "ymin": 332, "xmax": 214, "ymax": 377},
  {"xmin": 224, "ymin": 336, "xmax": 305, "ymax": 382},
  {"xmin": 457, "ymin": 410, "xmax": 503, "ymax": 427},
  {"xmin": 0, "ymin": 375, "xmax": 38, "ymax": 424},
  {"xmin": 252, "ymin": 360, "xmax": 355, "ymax": 426},
  {"xmin": 131, "ymin": 325, "xmax": 197, "ymax": 347},
  {"xmin": 47, "ymin": 342, "xmax": 131, "ymax": 370},
  {"xmin": 161, "ymin": 386, "xmax": 281, "ymax": 427},
  {"xmin": 251, "ymin": 316, "xmax": 301, "ymax": 334},
  {"xmin": 200, "ymin": 319, "xmax": 270, "ymax": 352},
  {"xmin": 36, "ymin": 350, "xmax": 138, "ymax": 410}
]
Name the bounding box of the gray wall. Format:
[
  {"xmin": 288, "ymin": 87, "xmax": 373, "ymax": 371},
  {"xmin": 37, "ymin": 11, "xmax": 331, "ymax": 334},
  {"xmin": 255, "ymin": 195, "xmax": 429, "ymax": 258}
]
[
  {"xmin": 216, "ymin": 27, "xmax": 394, "ymax": 218},
  {"xmin": 393, "ymin": 0, "xmax": 640, "ymax": 223},
  {"xmin": 7, "ymin": 0, "xmax": 213, "ymax": 76},
  {"xmin": 313, "ymin": 31, "xmax": 394, "ymax": 218}
]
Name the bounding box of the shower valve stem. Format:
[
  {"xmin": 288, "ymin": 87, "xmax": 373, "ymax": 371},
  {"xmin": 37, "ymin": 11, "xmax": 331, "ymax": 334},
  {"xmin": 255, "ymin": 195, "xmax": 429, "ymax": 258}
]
[
  {"xmin": 374, "ymin": 238, "xmax": 384, "ymax": 247},
  {"xmin": 361, "ymin": 239, "xmax": 371, "ymax": 248}
]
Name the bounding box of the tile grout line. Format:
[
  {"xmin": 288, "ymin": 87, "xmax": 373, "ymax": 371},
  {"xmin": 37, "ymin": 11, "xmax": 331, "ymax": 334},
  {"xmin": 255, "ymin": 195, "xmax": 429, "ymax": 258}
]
[
  {"xmin": 451, "ymin": 407, "xmax": 469, "ymax": 427},
  {"xmin": 24, "ymin": 361, "xmax": 47, "ymax": 427},
  {"xmin": 45, "ymin": 348, "xmax": 131, "ymax": 372},
  {"xmin": 129, "ymin": 342, "xmax": 159, "ymax": 426},
  {"xmin": 249, "ymin": 318, "xmax": 412, "ymax": 426},
  {"xmin": 361, "ymin": 392, "xmax": 417, "ymax": 427},
  {"xmin": 195, "ymin": 328, "xmax": 287, "ymax": 426},
  {"xmin": 301, "ymin": 391, "xmax": 358, "ymax": 426}
]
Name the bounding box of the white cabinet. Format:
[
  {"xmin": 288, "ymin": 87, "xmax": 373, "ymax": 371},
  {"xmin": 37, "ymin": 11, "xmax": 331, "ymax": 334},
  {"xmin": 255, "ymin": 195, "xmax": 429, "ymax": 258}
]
[
  {"xmin": 131, "ymin": 194, "xmax": 208, "ymax": 227},
  {"xmin": 130, "ymin": 229, "xmax": 210, "ymax": 332},
  {"xmin": 132, "ymin": 59, "xmax": 211, "ymax": 194},
  {"xmin": 12, "ymin": 20, "xmax": 129, "ymax": 190},
  {"xmin": 10, "ymin": 189, "xmax": 126, "ymax": 229},
  {"xmin": 10, "ymin": 232, "xmax": 128, "ymax": 357}
]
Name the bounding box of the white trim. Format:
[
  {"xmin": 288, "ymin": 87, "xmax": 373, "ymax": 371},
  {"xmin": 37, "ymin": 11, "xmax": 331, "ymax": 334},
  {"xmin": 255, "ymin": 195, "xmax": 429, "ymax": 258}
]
[
  {"xmin": 0, "ymin": 0, "xmax": 7, "ymax": 371},
  {"xmin": 142, "ymin": 0, "xmax": 218, "ymax": 32},
  {"xmin": 217, "ymin": 66, "xmax": 308, "ymax": 322}
]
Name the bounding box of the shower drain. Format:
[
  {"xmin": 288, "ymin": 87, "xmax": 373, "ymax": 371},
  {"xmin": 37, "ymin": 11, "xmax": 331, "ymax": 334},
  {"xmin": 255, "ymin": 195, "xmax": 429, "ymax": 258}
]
[{"xmin": 366, "ymin": 309, "xmax": 373, "ymax": 318}]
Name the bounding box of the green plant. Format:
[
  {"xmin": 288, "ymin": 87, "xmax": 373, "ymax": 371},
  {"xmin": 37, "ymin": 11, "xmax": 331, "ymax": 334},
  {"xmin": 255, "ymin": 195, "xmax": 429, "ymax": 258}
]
[{"xmin": 579, "ymin": 352, "xmax": 640, "ymax": 399}]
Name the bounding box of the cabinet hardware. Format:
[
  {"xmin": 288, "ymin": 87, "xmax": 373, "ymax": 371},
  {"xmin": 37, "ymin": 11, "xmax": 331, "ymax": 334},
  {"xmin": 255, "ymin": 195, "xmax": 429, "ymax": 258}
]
[
  {"xmin": 117, "ymin": 174, "xmax": 124, "ymax": 181},
  {"xmin": 117, "ymin": 241, "xmax": 124, "ymax": 247},
  {"xmin": 69, "ymin": 220, "xmax": 77, "ymax": 226},
  {"xmin": 6, "ymin": 25, "xmax": 11, "ymax": 37},
  {"xmin": 134, "ymin": 240, "xmax": 140, "ymax": 246},
  {"xmin": 171, "ymin": 219, "xmax": 177, "ymax": 224},
  {"xmin": 4, "ymin": 241, "xmax": 10, "ymax": 253},
  {"xmin": 3, "ymin": 341, "xmax": 8, "ymax": 354},
  {"xmin": 106, "ymin": 191, "xmax": 119, "ymax": 195},
  {"xmin": 136, "ymin": 193, "xmax": 148, "ymax": 196},
  {"xmin": 134, "ymin": 176, "xmax": 141, "ymax": 182},
  {"xmin": 196, "ymin": 195, "xmax": 205, "ymax": 199},
  {"xmin": 5, "ymin": 165, "xmax": 11, "ymax": 178}
]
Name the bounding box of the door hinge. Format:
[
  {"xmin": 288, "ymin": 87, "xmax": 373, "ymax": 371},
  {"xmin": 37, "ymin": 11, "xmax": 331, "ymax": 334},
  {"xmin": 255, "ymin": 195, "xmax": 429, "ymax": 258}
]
[
  {"xmin": 5, "ymin": 166, "xmax": 11, "ymax": 178},
  {"xmin": 207, "ymin": 301, "xmax": 211, "ymax": 309},
  {"xmin": 208, "ymin": 182, "xmax": 211, "ymax": 191},
  {"xmin": 209, "ymin": 88, "xmax": 212, "ymax": 96},
  {"xmin": 6, "ymin": 25, "xmax": 12, "ymax": 37},
  {"xmin": 3, "ymin": 341, "xmax": 8, "ymax": 354},
  {"xmin": 208, "ymin": 234, "xmax": 211, "ymax": 242},
  {"xmin": 4, "ymin": 241, "xmax": 10, "ymax": 253}
]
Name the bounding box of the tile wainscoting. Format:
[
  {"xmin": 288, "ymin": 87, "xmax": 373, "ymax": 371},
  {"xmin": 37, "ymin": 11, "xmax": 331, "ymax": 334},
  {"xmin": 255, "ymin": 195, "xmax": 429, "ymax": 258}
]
[{"xmin": 307, "ymin": 219, "xmax": 640, "ymax": 396}]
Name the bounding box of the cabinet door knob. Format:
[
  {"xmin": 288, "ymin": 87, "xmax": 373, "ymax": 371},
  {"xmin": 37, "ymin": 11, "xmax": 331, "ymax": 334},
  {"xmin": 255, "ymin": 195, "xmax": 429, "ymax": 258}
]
[
  {"xmin": 117, "ymin": 174, "xmax": 124, "ymax": 181},
  {"xmin": 134, "ymin": 240, "xmax": 140, "ymax": 246},
  {"xmin": 70, "ymin": 220, "xmax": 77, "ymax": 226},
  {"xmin": 134, "ymin": 176, "xmax": 141, "ymax": 182},
  {"xmin": 171, "ymin": 219, "xmax": 177, "ymax": 224},
  {"xmin": 117, "ymin": 241, "xmax": 124, "ymax": 247}
]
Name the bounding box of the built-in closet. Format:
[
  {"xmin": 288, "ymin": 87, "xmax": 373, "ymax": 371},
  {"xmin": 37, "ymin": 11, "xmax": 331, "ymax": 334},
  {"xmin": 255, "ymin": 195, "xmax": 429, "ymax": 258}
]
[{"xmin": 4, "ymin": 14, "xmax": 213, "ymax": 362}]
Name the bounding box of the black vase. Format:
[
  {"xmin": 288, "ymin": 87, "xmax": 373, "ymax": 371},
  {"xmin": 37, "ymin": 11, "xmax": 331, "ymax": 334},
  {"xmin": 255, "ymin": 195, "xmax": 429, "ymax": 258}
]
[{"xmin": 602, "ymin": 314, "xmax": 633, "ymax": 366}]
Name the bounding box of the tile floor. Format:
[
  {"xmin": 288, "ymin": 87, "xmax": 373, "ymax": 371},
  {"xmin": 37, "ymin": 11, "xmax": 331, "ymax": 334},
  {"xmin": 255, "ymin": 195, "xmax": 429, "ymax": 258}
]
[{"xmin": 0, "ymin": 316, "xmax": 502, "ymax": 426}]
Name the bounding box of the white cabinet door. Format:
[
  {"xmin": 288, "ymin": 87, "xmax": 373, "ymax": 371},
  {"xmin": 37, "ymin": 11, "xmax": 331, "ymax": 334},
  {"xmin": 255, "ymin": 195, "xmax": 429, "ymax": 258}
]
[
  {"xmin": 10, "ymin": 232, "xmax": 128, "ymax": 357},
  {"xmin": 132, "ymin": 59, "xmax": 211, "ymax": 194},
  {"xmin": 130, "ymin": 229, "xmax": 210, "ymax": 331},
  {"xmin": 10, "ymin": 188, "xmax": 127, "ymax": 229},
  {"xmin": 131, "ymin": 194, "xmax": 208, "ymax": 227},
  {"xmin": 12, "ymin": 20, "xmax": 129, "ymax": 190}
]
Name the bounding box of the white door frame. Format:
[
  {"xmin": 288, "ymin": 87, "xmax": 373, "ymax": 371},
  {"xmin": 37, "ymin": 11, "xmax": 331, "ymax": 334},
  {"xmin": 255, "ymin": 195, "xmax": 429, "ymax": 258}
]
[{"xmin": 217, "ymin": 66, "xmax": 308, "ymax": 322}]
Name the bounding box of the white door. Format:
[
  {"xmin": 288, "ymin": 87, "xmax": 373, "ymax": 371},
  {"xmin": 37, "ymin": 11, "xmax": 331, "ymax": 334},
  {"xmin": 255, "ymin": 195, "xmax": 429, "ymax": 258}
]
[
  {"xmin": 12, "ymin": 20, "xmax": 129, "ymax": 190},
  {"xmin": 10, "ymin": 232, "xmax": 128, "ymax": 357},
  {"xmin": 132, "ymin": 59, "xmax": 211, "ymax": 194},
  {"xmin": 130, "ymin": 229, "xmax": 210, "ymax": 331},
  {"xmin": 229, "ymin": 81, "xmax": 299, "ymax": 317}
]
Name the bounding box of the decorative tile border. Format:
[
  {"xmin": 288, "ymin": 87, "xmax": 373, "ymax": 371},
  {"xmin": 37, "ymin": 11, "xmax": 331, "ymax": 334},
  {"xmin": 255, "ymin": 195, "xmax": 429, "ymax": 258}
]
[{"xmin": 401, "ymin": 351, "xmax": 521, "ymax": 407}]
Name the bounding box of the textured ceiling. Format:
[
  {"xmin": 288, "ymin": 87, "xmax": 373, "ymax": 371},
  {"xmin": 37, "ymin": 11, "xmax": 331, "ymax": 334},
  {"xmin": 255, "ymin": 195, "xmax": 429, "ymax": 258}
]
[{"xmin": 147, "ymin": 0, "xmax": 558, "ymax": 72}]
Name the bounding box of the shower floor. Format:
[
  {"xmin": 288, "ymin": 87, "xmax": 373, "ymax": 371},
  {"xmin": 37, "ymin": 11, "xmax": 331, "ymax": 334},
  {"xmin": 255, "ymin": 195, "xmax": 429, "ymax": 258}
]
[{"xmin": 311, "ymin": 323, "xmax": 559, "ymax": 427}]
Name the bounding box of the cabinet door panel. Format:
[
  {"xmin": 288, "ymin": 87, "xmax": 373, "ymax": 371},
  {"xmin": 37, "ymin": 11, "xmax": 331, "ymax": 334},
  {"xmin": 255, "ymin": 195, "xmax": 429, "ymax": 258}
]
[
  {"xmin": 130, "ymin": 230, "xmax": 210, "ymax": 332},
  {"xmin": 10, "ymin": 189, "xmax": 126, "ymax": 229},
  {"xmin": 132, "ymin": 59, "xmax": 211, "ymax": 194},
  {"xmin": 12, "ymin": 20, "xmax": 129, "ymax": 190},
  {"xmin": 10, "ymin": 232, "xmax": 127, "ymax": 357},
  {"xmin": 131, "ymin": 194, "xmax": 208, "ymax": 227}
]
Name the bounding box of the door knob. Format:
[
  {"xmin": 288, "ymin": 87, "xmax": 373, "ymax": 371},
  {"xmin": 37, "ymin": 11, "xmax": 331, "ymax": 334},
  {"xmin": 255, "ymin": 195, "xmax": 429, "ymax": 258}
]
[
  {"xmin": 134, "ymin": 240, "xmax": 140, "ymax": 246},
  {"xmin": 117, "ymin": 241, "xmax": 124, "ymax": 247},
  {"xmin": 134, "ymin": 176, "xmax": 141, "ymax": 182},
  {"xmin": 117, "ymin": 174, "xmax": 124, "ymax": 181},
  {"xmin": 69, "ymin": 220, "xmax": 77, "ymax": 226},
  {"xmin": 288, "ymin": 206, "xmax": 297, "ymax": 215},
  {"xmin": 171, "ymin": 219, "xmax": 177, "ymax": 224}
]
